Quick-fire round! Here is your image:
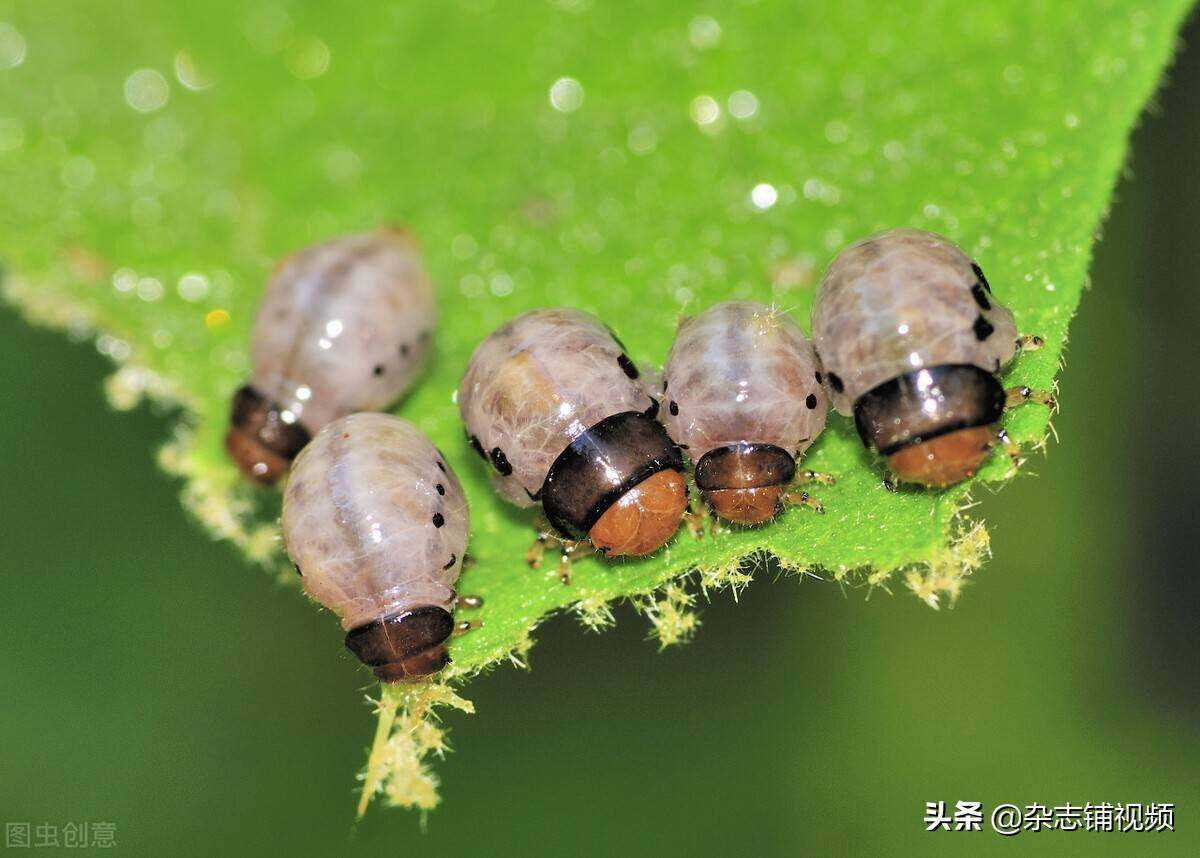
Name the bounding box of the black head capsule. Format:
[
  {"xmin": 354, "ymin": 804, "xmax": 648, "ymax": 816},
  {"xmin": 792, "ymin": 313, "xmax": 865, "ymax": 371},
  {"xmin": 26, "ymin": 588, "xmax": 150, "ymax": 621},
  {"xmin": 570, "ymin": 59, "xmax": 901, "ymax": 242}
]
[
  {"xmin": 853, "ymin": 364, "xmax": 1005, "ymax": 488},
  {"xmin": 540, "ymin": 411, "xmax": 687, "ymax": 556},
  {"xmin": 343, "ymin": 606, "xmax": 454, "ymax": 683},
  {"xmin": 694, "ymin": 443, "xmax": 797, "ymax": 525},
  {"xmin": 225, "ymin": 385, "xmax": 312, "ymax": 484}
]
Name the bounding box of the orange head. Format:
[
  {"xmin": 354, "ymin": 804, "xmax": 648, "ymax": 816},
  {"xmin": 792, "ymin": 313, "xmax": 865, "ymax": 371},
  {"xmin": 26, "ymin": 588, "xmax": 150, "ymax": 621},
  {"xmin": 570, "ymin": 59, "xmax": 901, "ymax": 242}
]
[
  {"xmin": 703, "ymin": 485, "xmax": 785, "ymax": 525},
  {"xmin": 886, "ymin": 425, "xmax": 997, "ymax": 488},
  {"xmin": 588, "ymin": 469, "xmax": 688, "ymax": 556},
  {"xmin": 694, "ymin": 442, "xmax": 796, "ymax": 526}
]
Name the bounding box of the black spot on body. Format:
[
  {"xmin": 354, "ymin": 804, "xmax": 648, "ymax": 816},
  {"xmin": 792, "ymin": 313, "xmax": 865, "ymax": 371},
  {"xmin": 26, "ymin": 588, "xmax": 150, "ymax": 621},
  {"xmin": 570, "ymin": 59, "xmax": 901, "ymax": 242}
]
[
  {"xmin": 400, "ymin": 343, "xmax": 410, "ymax": 357},
  {"xmin": 827, "ymin": 372, "xmax": 844, "ymax": 393},
  {"xmin": 373, "ymin": 364, "xmax": 385, "ymax": 376},
  {"xmin": 432, "ymin": 513, "xmax": 445, "ymax": 528},
  {"xmin": 643, "ymin": 398, "xmax": 660, "ymax": 419},
  {"xmin": 971, "ymin": 262, "xmax": 992, "ymax": 293},
  {"xmin": 970, "ymin": 282, "xmax": 991, "ymax": 311},
  {"xmin": 436, "ymin": 483, "xmax": 445, "ymax": 495},
  {"xmin": 668, "ymin": 400, "xmax": 679, "ymax": 416},
  {"xmin": 443, "ymin": 554, "xmax": 456, "ymax": 570},
  {"xmin": 490, "ymin": 447, "xmax": 513, "ymax": 475},
  {"xmin": 662, "ymin": 379, "xmax": 669, "ymax": 391},
  {"xmin": 973, "ymin": 315, "xmax": 995, "ymax": 341},
  {"xmin": 469, "ymin": 435, "xmax": 487, "ymax": 459},
  {"xmin": 617, "ymin": 353, "xmax": 639, "ymax": 379},
  {"xmin": 815, "ymin": 371, "xmax": 823, "ymax": 384},
  {"xmin": 436, "ymin": 460, "xmax": 447, "ymax": 473},
  {"xmin": 805, "ymin": 393, "xmax": 818, "ymax": 409}
]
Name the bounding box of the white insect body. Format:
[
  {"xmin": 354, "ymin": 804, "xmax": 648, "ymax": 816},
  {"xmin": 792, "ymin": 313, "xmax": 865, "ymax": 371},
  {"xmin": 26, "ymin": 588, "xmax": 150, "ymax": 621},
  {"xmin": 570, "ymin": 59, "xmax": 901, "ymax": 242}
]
[
  {"xmin": 812, "ymin": 228, "xmax": 1024, "ymax": 487},
  {"xmin": 282, "ymin": 413, "xmax": 468, "ymax": 682},
  {"xmin": 227, "ymin": 228, "xmax": 435, "ymax": 483},
  {"xmin": 458, "ymin": 308, "xmax": 687, "ymax": 557}
]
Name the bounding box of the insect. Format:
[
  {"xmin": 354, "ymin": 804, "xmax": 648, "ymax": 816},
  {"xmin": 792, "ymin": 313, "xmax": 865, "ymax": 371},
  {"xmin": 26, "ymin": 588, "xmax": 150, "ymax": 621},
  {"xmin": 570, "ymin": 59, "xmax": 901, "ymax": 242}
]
[
  {"xmin": 226, "ymin": 228, "xmax": 435, "ymax": 484},
  {"xmin": 281, "ymin": 413, "xmax": 478, "ymax": 682},
  {"xmin": 811, "ymin": 228, "xmax": 1049, "ymax": 488},
  {"xmin": 660, "ymin": 301, "xmax": 830, "ymax": 525},
  {"xmin": 458, "ymin": 308, "xmax": 686, "ymax": 579}
]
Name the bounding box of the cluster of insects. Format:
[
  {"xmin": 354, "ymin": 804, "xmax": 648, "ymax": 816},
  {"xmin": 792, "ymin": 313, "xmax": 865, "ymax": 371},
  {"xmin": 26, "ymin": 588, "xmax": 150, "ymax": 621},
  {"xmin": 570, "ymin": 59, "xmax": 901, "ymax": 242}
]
[{"xmin": 229, "ymin": 227, "xmax": 1050, "ymax": 682}]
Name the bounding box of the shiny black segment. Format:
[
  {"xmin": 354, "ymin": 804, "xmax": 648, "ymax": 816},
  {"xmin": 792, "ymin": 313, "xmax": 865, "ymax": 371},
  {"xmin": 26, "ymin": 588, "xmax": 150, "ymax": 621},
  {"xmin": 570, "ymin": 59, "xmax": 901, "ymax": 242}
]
[
  {"xmin": 344, "ymin": 606, "xmax": 453, "ymax": 667},
  {"xmin": 695, "ymin": 443, "xmax": 796, "ymax": 491},
  {"xmin": 852, "ymin": 364, "xmax": 1005, "ymax": 456}
]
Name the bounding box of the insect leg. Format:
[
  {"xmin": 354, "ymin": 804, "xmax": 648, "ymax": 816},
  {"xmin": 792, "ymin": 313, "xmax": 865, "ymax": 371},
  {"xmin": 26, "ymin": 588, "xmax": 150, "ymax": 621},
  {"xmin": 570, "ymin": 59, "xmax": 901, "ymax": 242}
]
[
  {"xmin": 1004, "ymin": 385, "xmax": 1056, "ymax": 410},
  {"xmin": 525, "ymin": 515, "xmax": 592, "ymax": 584},
  {"xmin": 782, "ymin": 468, "xmax": 831, "ymax": 514},
  {"xmin": 994, "ymin": 427, "xmax": 1026, "ymax": 470},
  {"xmin": 683, "ymin": 495, "xmax": 714, "ymax": 539},
  {"xmin": 524, "ymin": 515, "xmax": 556, "ymax": 569},
  {"xmin": 797, "ymin": 468, "xmax": 836, "ymax": 487},
  {"xmin": 1015, "ymin": 334, "xmax": 1045, "ymax": 352},
  {"xmin": 782, "ymin": 485, "xmax": 825, "ymax": 515}
]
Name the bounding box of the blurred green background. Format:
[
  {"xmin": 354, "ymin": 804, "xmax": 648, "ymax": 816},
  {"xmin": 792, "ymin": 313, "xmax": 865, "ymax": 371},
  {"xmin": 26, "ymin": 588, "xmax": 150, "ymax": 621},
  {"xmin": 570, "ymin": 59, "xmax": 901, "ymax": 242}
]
[{"xmin": 3, "ymin": 14, "xmax": 1199, "ymax": 858}]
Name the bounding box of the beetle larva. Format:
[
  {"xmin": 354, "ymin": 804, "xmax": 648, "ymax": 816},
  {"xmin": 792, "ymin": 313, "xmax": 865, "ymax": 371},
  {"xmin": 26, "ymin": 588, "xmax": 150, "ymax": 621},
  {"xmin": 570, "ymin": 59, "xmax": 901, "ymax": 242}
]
[
  {"xmin": 660, "ymin": 301, "xmax": 829, "ymax": 524},
  {"xmin": 226, "ymin": 228, "xmax": 435, "ymax": 484},
  {"xmin": 282, "ymin": 413, "xmax": 469, "ymax": 682},
  {"xmin": 458, "ymin": 308, "xmax": 686, "ymax": 559},
  {"xmin": 812, "ymin": 228, "xmax": 1047, "ymax": 487}
]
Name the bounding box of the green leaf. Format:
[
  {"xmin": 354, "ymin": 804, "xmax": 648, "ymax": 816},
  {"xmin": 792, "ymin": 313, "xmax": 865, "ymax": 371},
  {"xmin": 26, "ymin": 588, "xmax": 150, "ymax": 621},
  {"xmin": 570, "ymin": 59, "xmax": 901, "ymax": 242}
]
[{"xmin": 0, "ymin": 0, "xmax": 1190, "ymax": 813}]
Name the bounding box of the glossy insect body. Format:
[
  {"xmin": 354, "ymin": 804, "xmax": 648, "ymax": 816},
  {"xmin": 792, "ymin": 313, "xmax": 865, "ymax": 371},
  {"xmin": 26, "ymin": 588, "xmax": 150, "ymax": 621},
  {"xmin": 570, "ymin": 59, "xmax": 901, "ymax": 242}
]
[
  {"xmin": 661, "ymin": 301, "xmax": 828, "ymax": 524},
  {"xmin": 458, "ymin": 308, "xmax": 686, "ymax": 557},
  {"xmin": 812, "ymin": 228, "xmax": 1019, "ymax": 487},
  {"xmin": 227, "ymin": 228, "xmax": 435, "ymax": 484},
  {"xmin": 282, "ymin": 413, "xmax": 468, "ymax": 682}
]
